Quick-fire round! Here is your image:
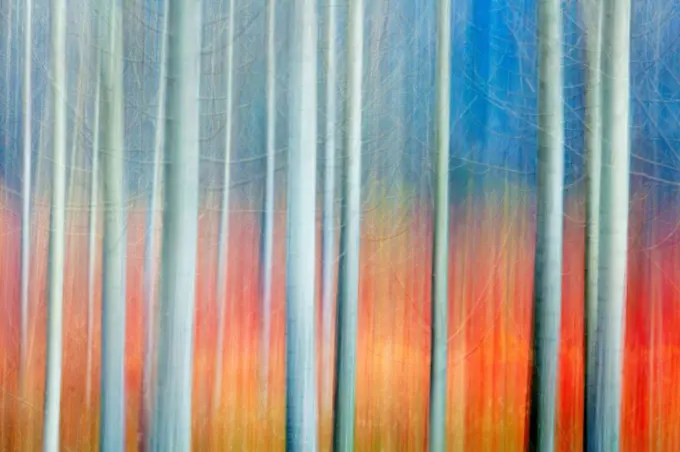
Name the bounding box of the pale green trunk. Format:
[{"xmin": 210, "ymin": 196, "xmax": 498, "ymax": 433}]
[
  {"xmin": 286, "ymin": 0, "xmax": 318, "ymax": 449},
  {"xmin": 582, "ymin": 0, "xmax": 603, "ymax": 448},
  {"xmin": 528, "ymin": 0, "xmax": 565, "ymax": 449},
  {"xmin": 19, "ymin": 0, "xmax": 33, "ymax": 387},
  {"xmin": 213, "ymin": 0, "xmax": 236, "ymax": 412},
  {"xmin": 332, "ymin": 0, "xmax": 363, "ymax": 449},
  {"xmin": 592, "ymin": 0, "xmax": 631, "ymax": 449},
  {"xmin": 100, "ymin": 0, "xmax": 127, "ymax": 448},
  {"xmin": 43, "ymin": 0, "xmax": 68, "ymax": 445},
  {"xmin": 150, "ymin": 0, "xmax": 202, "ymax": 446},
  {"xmin": 428, "ymin": 0, "xmax": 451, "ymax": 450}
]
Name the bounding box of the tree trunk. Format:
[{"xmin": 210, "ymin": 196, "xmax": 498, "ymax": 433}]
[
  {"xmin": 582, "ymin": 0, "xmax": 603, "ymax": 448},
  {"xmin": 86, "ymin": 39, "xmax": 102, "ymax": 411},
  {"xmin": 592, "ymin": 0, "xmax": 631, "ymax": 449},
  {"xmin": 321, "ymin": 0, "xmax": 337, "ymax": 420},
  {"xmin": 212, "ymin": 0, "xmax": 236, "ymax": 413},
  {"xmin": 150, "ymin": 0, "xmax": 202, "ymax": 446},
  {"xmin": 43, "ymin": 0, "xmax": 68, "ymax": 445},
  {"xmin": 527, "ymin": 0, "xmax": 565, "ymax": 450},
  {"xmin": 260, "ymin": 0, "xmax": 276, "ymax": 408},
  {"xmin": 428, "ymin": 0, "xmax": 451, "ymax": 450},
  {"xmin": 99, "ymin": 0, "xmax": 127, "ymax": 448},
  {"xmin": 332, "ymin": 0, "xmax": 363, "ymax": 449},
  {"xmin": 19, "ymin": 0, "xmax": 33, "ymax": 388},
  {"xmin": 141, "ymin": 3, "xmax": 168, "ymax": 447},
  {"xmin": 286, "ymin": 0, "xmax": 318, "ymax": 449}
]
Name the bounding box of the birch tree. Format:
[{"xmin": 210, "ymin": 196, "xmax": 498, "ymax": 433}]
[
  {"xmin": 321, "ymin": 0, "xmax": 337, "ymax": 417},
  {"xmin": 582, "ymin": 0, "xmax": 603, "ymax": 448},
  {"xmin": 213, "ymin": 0, "xmax": 236, "ymax": 412},
  {"xmin": 260, "ymin": 0, "xmax": 276, "ymax": 405},
  {"xmin": 527, "ymin": 0, "xmax": 565, "ymax": 449},
  {"xmin": 86, "ymin": 48, "xmax": 101, "ymax": 410},
  {"xmin": 150, "ymin": 0, "xmax": 202, "ymax": 446},
  {"xmin": 332, "ymin": 0, "xmax": 362, "ymax": 449},
  {"xmin": 19, "ymin": 0, "xmax": 33, "ymax": 388},
  {"xmin": 592, "ymin": 0, "xmax": 631, "ymax": 448},
  {"xmin": 286, "ymin": 0, "xmax": 318, "ymax": 449},
  {"xmin": 141, "ymin": 3, "xmax": 168, "ymax": 444},
  {"xmin": 99, "ymin": 0, "xmax": 127, "ymax": 447},
  {"xmin": 428, "ymin": 0, "xmax": 451, "ymax": 449},
  {"xmin": 43, "ymin": 0, "xmax": 68, "ymax": 446}
]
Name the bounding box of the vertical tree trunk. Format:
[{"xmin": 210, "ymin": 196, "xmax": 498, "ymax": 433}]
[
  {"xmin": 212, "ymin": 0, "xmax": 236, "ymax": 413},
  {"xmin": 86, "ymin": 42, "xmax": 102, "ymax": 411},
  {"xmin": 286, "ymin": 0, "xmax": 318, "ymax": 449},
  {"xmin": 150, "ymin": 0, "xmax": 202, "ymax": 446},
  {"xmin": 43, "ymin": 0, "xmax": 68, "ymax": 446},
  {"xmin": 592, "ymin": 0, "xmax": 631, "ymax": 449},
  {"xmin": 582, "ymin": 0, "xmax": 602, "ymax": 448},
  {"xmin": 428, "ymin": 0, "xmax": 451, "ymax": 450},
  {"xmin": 19, "ymin": 0, "xmax": 33, "ymax": 387},
  {"xmin": 141, "ymin": 3, "xmax": 168, "ymax": 447},
  {"xmin": 260, "ymin": 0, "xmax": 276, "ymax": 407},
  {"xmin": 321, "ymin": 0, "xmax": 337, "ymax": 419},
  {"xmin": 527, "ymin": 0, "xmax": 564, "ymax": 450},
  {"xmin": 332, "ymin": 0, "xmax": 362, "ymax": 450},
  {"xmin": 99, "ymin": 0, "xmax": 127, "ymax": 448}
]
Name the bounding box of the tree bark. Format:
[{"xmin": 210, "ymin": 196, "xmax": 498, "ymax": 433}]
[
  {"xmin": 332, "ymin": 0, "xmax": 363, "ymax": 449},
  {"xmin": 428, "ymin": 0, "xmax": 451, "ymax": 450},
  {"xmin": 527, "ymin": 0, "xmax": 565, "ymax": 450},
  {"xmin": 150, "ymin": 0, "xmax": 202, "ymax": 446},
  {"xmin": 19, "ymin": 0, "xmax": 33, "ymax": 388},
  {"xmin": 582, "ymin": 0, "xmax": 603, "ymax": 448},
  {"xmin": 321, "ymin": 0, "xmax": 337, "ymax": 420},
  {"xmin": 213, "ymin": 0, "xmax": 236, "ymax": 413},
  {"xmin": 99, "ymin": 0, "xmax": 127, "ymax": 448},
  {"xmin": 285, "ymin": 0, "xmax": 318, "ymax": 449},
  {"xmin": 43, "ymin": 0, "xmax": 68, "ymax": 445},
  {"xmin": 592, "ymin": 0, "xmax": 631, "ymax": 449}
]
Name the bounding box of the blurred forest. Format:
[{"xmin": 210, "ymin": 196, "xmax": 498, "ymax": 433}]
[{"xmin": 0, "ymin": 0, "xmax": 674, "ymax": 450}]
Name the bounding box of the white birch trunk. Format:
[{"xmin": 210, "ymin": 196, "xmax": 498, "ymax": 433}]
[
  {"xmin": 286, "ymin": 0, "xmax": 318, "ymax": 449},
  {"xmin": 19, "ymin": 0, "xmax": 33, "ymax": 386},
  {"xmin": 321, "ymin": 0, "xmax": 337, "ymax": 417},
  {"xmin": 85, "ymin": 42, "xmax": 102, "ymax": 411},
  {"xmin": 332, "ymin": 0, "xmax": 362, "ymax": 449},
  {"xmin": 260, "ymin": 0, "xmax": 276, "ymax": 406},
  {"xmin": 592, "ymin": 0, "xmax": 631, "ymax": 449},
  {"xmin": 428, "ymin": 0, "xmax": 451, "ymax": 450},
  {"xmin": 212, "ymin": 0, "xmax": 236, "ymax": 412},
  {"xmin": 141, "ymin": 4, "xmax": 168, "ymax": 446},
  {"xmin": 582, "ymin": 0, "xmax": 603, "ymax": 448},
  {"xmin": 527, "ymin": 0, "xmax": 564, "ymax": 450},
  {"xmin": 99, "ymin": 0, "xmax": 127, "ymax": 448},
  {"xmin": 43, "ymin": 0, "xmax": 68, "ymax": 445},
  {"xmin": 150, "ymin": 0, "xmax": 202, "ymax": 446}
]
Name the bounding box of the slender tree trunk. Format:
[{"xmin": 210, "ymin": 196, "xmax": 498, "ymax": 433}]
[
  {"xmin": 592, "ymin": 0, "xmax": 631, "ymax": 449},
  {"xmin": 141, "ymin": 4, "xmax": 168, "ymax": 447},
  {"xmin": 331, "ymin": 0, "xmax": 362, "ymax": 450},
  {"xmin": 527, "ymin": 0, "xmax": 565, "ymax": 450},
  {"xmin": 86, "ymin": 41, "xmax": 102, "ymax": 411},
  {"xmin": 260, "ymin": 0, "xmax": 276, "ymax": 407},
  {"xmin": 428, "ymin": 0, "xmax": 451, "ymax": 450},
  {"xmin": 43, "ymin": 0, "xmax": 68, "ymax": 446},
  {"xmin": 99, "ymin": 0, "xmax": 127, "ymax": 448},
  {"xmin": 213, "ymin": 0, "xmax": 236, "ymax": 413},
  {"xmin": 286, "ymin": 0, "xmax": 318, "ymax": 449},
  {"xmin": 150, "ymin": 0, "xmax": 202, "ymax": 446},
  {"xmin": 321, "ymin": 0, "xmax": 337, "ymax": 420},
  {"xmin": 19, "ymin": 0, "xmax": 33, "ymax": 388},
  {"xmin": 582, "ymin": 0, "xmax": 603, "ymax": 448}
]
